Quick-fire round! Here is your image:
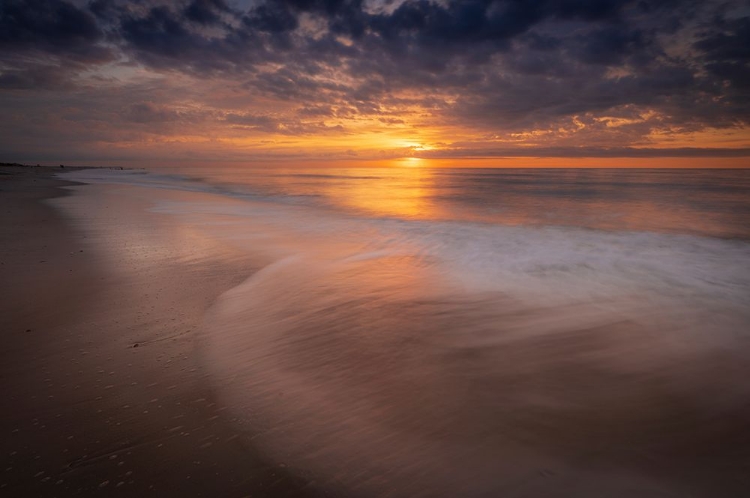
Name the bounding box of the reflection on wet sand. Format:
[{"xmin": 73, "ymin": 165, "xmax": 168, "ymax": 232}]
[
  {"xmin": 206, "ymin": 252, "xmax": 750, "ymax": 498},
  {"xmin": 61, "ymin": 167, "xmax": 750, "ymax": 497},
  {"xmin": 187, "ymin": 167, "xmax": 750, "ymax": 238}
]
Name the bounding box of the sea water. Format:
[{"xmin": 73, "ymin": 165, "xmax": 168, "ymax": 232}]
[{"xmin": 64, "ymin": 167, "xmax": 750, "ymax": 497}]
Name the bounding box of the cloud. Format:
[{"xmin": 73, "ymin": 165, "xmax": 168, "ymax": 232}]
[
  {"xmin": 0, "ymin": 0, "xmax": 113, "ymax": 64},
  {"xmin": 243, "ymin": 2, "xmax": 300, "ymax": 32},
  {"xmin": 184, "ymin": 0, "xmax": 230, "ymax": 25},
  {"xmin": 0, "ymin": 0, "xmax": 748, "ymax": 163},
  {"xmin": 224, "ymin": 111, "xmax": 278, "ymax": 129},
  {"xmin": 119, "ymin": 6, "xmax": 221, "ymax": 67},
  {"xmin": 0, "ymin": 0, "xmax": 102, "ymax": 51},
  {"xmin": 420, "ymin": 146, "xmax": 750, "ymax": 159},
  {"xmin": 0, "ymin": 65, "xmax": 76, "ymax": 90},
  {"xmin": 224, "ymin": 111, "xmax": 346, "ymax": 134},
  {"xmin": 126, "ymin": 102, "xmax": 183, "ymax": 123},
  {"xmin": 695, "ymin": 16, "xmax": 750, "ymax": 91}
]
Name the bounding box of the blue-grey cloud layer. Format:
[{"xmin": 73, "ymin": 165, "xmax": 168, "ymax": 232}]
[{"xmin": 1, "ymin": 0, "xmax": 749, "ymax": 160}]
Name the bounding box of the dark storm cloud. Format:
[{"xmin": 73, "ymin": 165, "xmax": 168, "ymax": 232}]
[
  {"xmin": 695, "ymin": 16, "xmax": 750, "ymax": 91},
  {"xmin": 98, "ymin": 0, "xmax": 667, "ymax": 75},
  {"xmin": 243, "ymin": 3, "xmax": 299, "ymax": 33},
  {"xmin": 184, "ymin": 0, "xmax": 230, "ymax": 25},
  {"xmin": 0, "ymin": 0, "xmax": 114, "ymax": 93},
  {"xmin": 120, "ymin": 6, "xmax": 203, "ymax": 59},
  {"xmin": 0, "ymin": 0, "xmax": 112, "ymax": 62},
  {"xmin": 573, "ymin": 26, "xmax": 653, "ymax": 66},
  {"xmin": 0, "ymin": 0, "xmax": 101, "ymax": 49},
  {"xmin": 695, "ymin": 16, "xmax": 750, "ymax": 62},
  {"xmin": 116, "ymin": 2, "xmax": 274, "ymax": 72},
  {"xmin": 368, "ymin": 0, "xmax": 630, "ymax": 46},
  {"xmin": 1, "ymin": 0, "xmax": 749, "ymax": 159}
]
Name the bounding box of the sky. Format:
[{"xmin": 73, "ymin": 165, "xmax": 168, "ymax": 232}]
[{"xmin": 1, "ymin": 0, "xmax": 749, "ymax": 168}]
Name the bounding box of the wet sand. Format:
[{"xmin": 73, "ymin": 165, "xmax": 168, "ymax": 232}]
[
  {"xmin": 3, "ymin": 165, "xmax": 750, "ymax": 498},
  {"xmin": 0, "ymin": 166, "xmax": 326, "ymax": 497}
]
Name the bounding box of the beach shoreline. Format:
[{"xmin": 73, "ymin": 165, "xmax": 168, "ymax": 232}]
[
  {"xmin": 0, "ymin": 165, "xmax": 326, "ymax": 497},
  {"xmin": 3, "ymin": 165, "xmax": 750, "ymax": 497}
]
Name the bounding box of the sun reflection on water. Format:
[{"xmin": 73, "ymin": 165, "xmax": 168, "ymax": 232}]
[{"xmin": 321, "ymin": 165, "xmax": 439, "ymax": 219}]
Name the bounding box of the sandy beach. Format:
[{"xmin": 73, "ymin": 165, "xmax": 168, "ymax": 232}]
[
  {"xmin": 3, "ymin": 165, "xmax": 750, "ymax": 498},
  {"xmin": 0, "ymin": 166, "xmax": 326, "ymax": 497}
]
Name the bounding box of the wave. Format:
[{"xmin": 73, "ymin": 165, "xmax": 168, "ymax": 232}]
[
  {"xmin": 203, "ymin": 252, "xmax": 750, "ymax": 497},
  {"xmin": 65, "ymin": 168, "xmax": 750, "ymax": 496},
  {"xmin": 192, "ymin": 202, "xmax": 749, "ymax": 497}
]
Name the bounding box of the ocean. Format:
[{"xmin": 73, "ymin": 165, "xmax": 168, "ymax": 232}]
[{"xmin": 64, "ymin": 167, "xmax": 750, "ymax": 497}]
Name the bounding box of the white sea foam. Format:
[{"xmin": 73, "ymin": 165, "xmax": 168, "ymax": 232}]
[
  {"xmin": 142, "ymin": 191, "xmax": 750, "ymax": 311},
  {"xmin": 64, "ymin": 168, "xmax": 750, "ymax": 497}
]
